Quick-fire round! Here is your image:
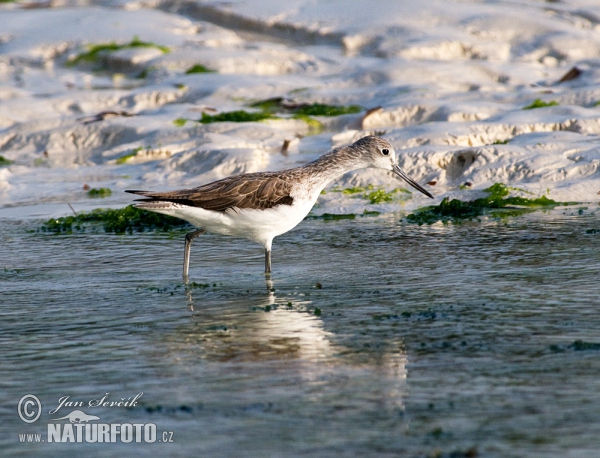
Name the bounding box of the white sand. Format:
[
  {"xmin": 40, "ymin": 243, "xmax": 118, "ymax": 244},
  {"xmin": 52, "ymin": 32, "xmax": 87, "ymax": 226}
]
[{"xmin": 1, "ymin": 0, "xmax": 599, "ymax": 217}]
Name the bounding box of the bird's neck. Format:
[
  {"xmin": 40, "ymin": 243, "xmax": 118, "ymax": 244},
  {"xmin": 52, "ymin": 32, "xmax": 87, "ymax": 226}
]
[{"xmin": 300, "ymin": 145, "xmax": 367, "ymax": 188}]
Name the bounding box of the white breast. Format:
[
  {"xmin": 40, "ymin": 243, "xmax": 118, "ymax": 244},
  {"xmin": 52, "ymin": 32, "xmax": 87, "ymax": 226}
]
[{"xmin": 147, "ymin": 196, "xmax": 317, "ymax": 250}]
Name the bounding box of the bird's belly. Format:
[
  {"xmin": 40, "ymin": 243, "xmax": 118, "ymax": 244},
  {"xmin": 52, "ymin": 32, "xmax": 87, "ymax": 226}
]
[
  {"xmin": 222, "ymin": 199, "xmax": 314, "ymax": 244},
  {"xmin": 164, "ymin": 199, "xmax": 315, "ymax": 245}
]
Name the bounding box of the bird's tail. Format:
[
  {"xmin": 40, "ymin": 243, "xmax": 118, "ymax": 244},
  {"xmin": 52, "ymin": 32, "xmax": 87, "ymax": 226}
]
[{"xmin": 132, "ymin": 201, "xmax": 182, "ymax": 210}]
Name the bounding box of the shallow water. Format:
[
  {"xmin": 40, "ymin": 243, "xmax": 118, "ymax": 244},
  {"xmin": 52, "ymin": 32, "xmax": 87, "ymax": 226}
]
[{"xmin": 1, "ymin": 209, "xmax": 599, "ymax": 457}]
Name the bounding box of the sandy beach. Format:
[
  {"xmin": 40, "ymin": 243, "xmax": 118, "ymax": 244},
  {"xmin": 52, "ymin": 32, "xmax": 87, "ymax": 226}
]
[
  {"xmin": 1, "ymin": 0, "xmax": 599, "ymax": 217},
  {"xmin": 1, "ymin": 1, "xmax": 600, "ymax": 456}
]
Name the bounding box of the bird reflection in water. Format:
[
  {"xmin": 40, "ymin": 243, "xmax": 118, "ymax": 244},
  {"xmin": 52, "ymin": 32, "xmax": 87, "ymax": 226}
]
[
  {"xmin": 179, "ymin": 275, "xmax": 407, "ymax": 413},
  {"xmin": 183, "ymin": 275, "xmax": 332, "ymax": 363}
]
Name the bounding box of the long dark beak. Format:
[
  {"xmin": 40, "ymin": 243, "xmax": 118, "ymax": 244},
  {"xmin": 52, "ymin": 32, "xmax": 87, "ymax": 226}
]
[{"xmin": 392, "ymin": 165, "xmax": 434, "ymax": 198}]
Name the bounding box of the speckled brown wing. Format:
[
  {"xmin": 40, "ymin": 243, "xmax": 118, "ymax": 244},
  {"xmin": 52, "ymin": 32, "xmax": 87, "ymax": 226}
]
[{"xmin": 126, "ymin": 172, "xmax": 294, "ymax": 212}]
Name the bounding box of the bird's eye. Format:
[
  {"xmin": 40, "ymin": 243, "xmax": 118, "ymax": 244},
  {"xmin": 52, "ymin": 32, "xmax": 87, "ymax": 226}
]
[{"xmin": 382, "ymin": 148, "xmax": 390, "ymax": 156}]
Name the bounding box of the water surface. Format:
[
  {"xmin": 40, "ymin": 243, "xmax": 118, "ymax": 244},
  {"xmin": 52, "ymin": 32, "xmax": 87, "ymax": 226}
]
[{"xmin": 1, "ymin": 209, "xmax": 599, "ymax": 457}]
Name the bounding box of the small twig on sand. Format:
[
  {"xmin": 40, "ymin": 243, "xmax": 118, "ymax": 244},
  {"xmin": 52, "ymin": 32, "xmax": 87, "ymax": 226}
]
[
  {"xmin": 68, "ymin": 203, "xmax": 78, "ymax": 216},
  {"xmin": 77, "ymin": 111, "xmax": 137, "ymax": 125},
  {"xmin": 281, "ymin": 139, "xmax": 291, "ymax": 156},
  {"xmin": 557, "ymin": 66, "xmax": 582, "ymax": 84}
]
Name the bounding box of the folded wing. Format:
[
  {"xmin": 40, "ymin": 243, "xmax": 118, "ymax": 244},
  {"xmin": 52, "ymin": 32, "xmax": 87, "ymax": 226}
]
[{"xmin": 126, "ymin": 173, "xmax": 294, "ymax": 212}]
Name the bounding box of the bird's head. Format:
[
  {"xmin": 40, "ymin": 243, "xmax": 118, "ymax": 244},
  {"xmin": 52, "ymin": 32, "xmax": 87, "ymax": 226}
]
[{"xmin": 353, "ymin": 136, "xmax": 433, "ymax": 199}]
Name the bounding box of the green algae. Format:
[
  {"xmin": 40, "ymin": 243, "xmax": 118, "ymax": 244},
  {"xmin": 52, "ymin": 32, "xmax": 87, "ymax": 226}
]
[
  {"xmin": 341, "ymin": 186, "xmax": 366, "ymax": 195},
  {"xmin": 366, "ymin": 189, "xmax": 395, "ymax": 204},
  {"xmin": 116, "ymin": 152, "xmax": 138, "ymax": 164},
  {"xmin": 572, "ymin": 340, "xmax": 600, "ymax": 351},
  {"xmin": 87, "ymin": 188, "xmax": 112, "ymax": 198},
  {"xmin": 69, "ymin": 36, "xmax": 170, "ymax": 66},
  {"xmin": 308, "ymin": 210, "xmax": 380, "ymax": 221},
  {"xmin": 199, "ymin": 111, "xmax": 276, "ymax": 124},
  {"xmin": 294, "ymin": 103, "xmax": 361, "ymax": 117},
  {"xmin": 317, "ymin": 213, "xmax": 356, "ymax": 221},
  {"xmin": 248, "ymin": 98, "xmax": 362, "ymax": 117},
  {"xmin": 183, "ymin": 281, "xmax": 220, "ymax": 290},
  {"xmin": 340, "ymin": 185, "xmax": 408, "ymax": 203},
  {"xmin": 362, "ymin": 210, "xmax": 381, "ymax": 217},
  {"xmin": 406, "ymin": 183, "xmax": 569, "ymax": 225},
  {"xmin": 185, "ymin": 64, "xmax": 215, "ymax": 74},
  {"xmin": 523, "ymin": 98, "xmax": 559, "ymax": 110},
  {"xmin": 248, "ymin": 97, "xmax": 285, "ymax": 112},
  {"xmin": 550, "ymin": 340, "xmax": 600, "ymax": 352},
  {"xmin": 40, "ymin": 206, "xmax": 191, "ymax": 234},
  {"xmin": 116, "ymin": 146, "xmax": 149, "ymax": 164},
  {"xmin": 199, "ymin": 100, "xmax": 361, "ymax": 126},
  {"xmin": 0, "ymin": 155, "xmax": 13, "ymax": 166},
  {"xmin": 173, "ymin": 118, "xmax": 188, "ymax": 127}
]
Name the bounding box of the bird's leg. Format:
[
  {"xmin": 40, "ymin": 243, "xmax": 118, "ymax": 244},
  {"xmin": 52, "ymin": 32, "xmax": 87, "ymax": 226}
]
[
  {"xmin": 264, "ymin": 248, "xmax": 272, "ymax": 275},
  {"xmin": 183, "ymin": 229, "xmax": 205, "ymax": 282}
]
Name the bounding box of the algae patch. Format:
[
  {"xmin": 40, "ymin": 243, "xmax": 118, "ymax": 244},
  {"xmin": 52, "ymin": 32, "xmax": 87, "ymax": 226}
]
[
  {"xmin": 87, "ymin": 188, "xmax": 112, "ymax": 198},
  {"xmin": 248, "ymin": 98, "xmax": 361, "ymax": 117},
  {"xmin": 199, "ymin": 111, "xmax": 276, "ymax": 124},
  {"xmin": 572, "ymin": 340, "xmax": 600, "ymax": 351},
  {"xmin": 115, "ymin": 146, "xmax": 169, "ymax": 164},
  {"xmin": 550, "ymin": 340, "xmax": 600, "ymax": 352},
  {"xmin": 406, "ymin": 183, "xmax": 569, "ymax": 225},
  {"xmin": 195, "ymin": 99, "xmax": 361, "ymax": 127},
  {"xmin": 338, "ymin": 185, "xmax": 410, "ymax": 203},
  {"xmin": 185, "ymin": 64, "xmax": 215, "ymax": 74},
  {"xmin": 249, "ymin": 98, "xmax": 360, "ymax": 130},
  {"xmin": 523, "ymin": 98, "xmax": 559, "ymax": 110},
  {"xmin": 41, "ymin": 206, "xmax": 191, "ymax": 234},
  {"xmin": 293, "ymin": 103, "xmax": 361, "ymax": 117},
  {"xmin": 116, "ymin": 152, "xmax": 137, "ymax": 164},
  {"xmin": 0, "ymin": 155, "xmax": 13, "ymax": 166},
  {"xmin": 68, "ymin": 36, "xmax": 170, "ymax": 66},
  {"xmin": 307, "ymin": 210, "xmax": 380, "ymax": 221},
  {"xmin": 341, "ymin": 186, "xmax": 365, "ymax": 195},
  {"xmin": 366, "ymin": 189, "xmax": 395, "ymax": 204}
]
